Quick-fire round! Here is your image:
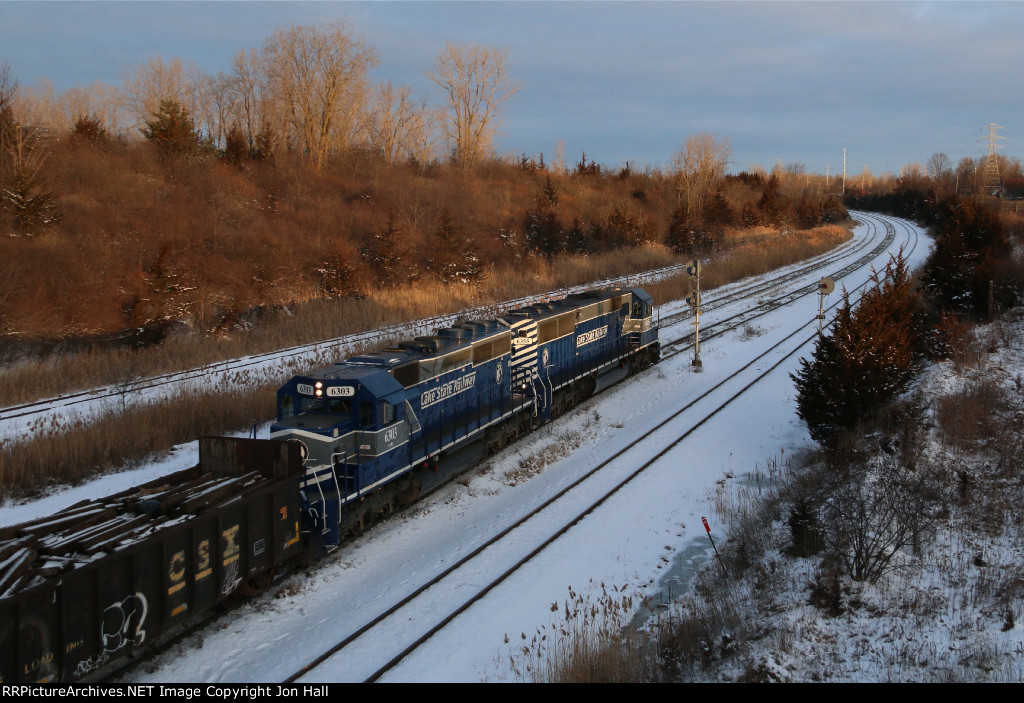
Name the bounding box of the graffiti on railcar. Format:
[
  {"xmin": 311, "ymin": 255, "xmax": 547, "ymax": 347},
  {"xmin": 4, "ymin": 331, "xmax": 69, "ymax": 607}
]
[
  {"xmin": 100, "ymin": 593, "xmax": 148, "ymax": 652},
  {"xmin": 221, "ymin": 524, "xmax": 242, "ymax": 595}
]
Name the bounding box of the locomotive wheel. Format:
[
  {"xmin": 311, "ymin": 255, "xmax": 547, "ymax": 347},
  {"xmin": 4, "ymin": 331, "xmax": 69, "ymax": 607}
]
[{"xmin": 398, "ymin": 478, "xmax": 421, "ymax": 505}]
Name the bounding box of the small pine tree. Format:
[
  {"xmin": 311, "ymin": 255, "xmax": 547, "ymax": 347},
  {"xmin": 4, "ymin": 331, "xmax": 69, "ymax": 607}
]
[
  {"xmin": 565, "ymin": 217, "xmax": 593, "ymax": 256},
  {"xmin": 758, "ymin": 173, "xmax": 783, "ymax": 227},
  {"xmin": 666, "ymin": 206, "xmax": 693, "ymax": 254},
  {"xmin": 222, "ymin": 125, "xmax": 248, "ymax": 166},
  {"xmin": 315, "ymin": 249, "xmax": 363, "ymax": 299},
  {"xmin": 142, "ymin": 99, "xmax": 199, "ymax": 157},
  {"xmin": 524, "ymin": 181, "xmax": 564, "ymax": 258},
  {"xmin": 70, "ymin": 114, "xmax": 107, "ymax": 145},
  {"xmin": 360, "ymin": 213, "xmax": 416, "ymax": 287},
  {"xmin": 2, "ymin": 168, "xmax": 59, "ymax": 235},
  {"xmin": 430, "ymin": 210, "xmax": 485, "ymax": 285},
  {"xmin": 792, "ymin": 254, "xmax": 929, "ymax": 444},
  {"xmin": 252, "ymin": 123, "xmax": 276, "ymax": 161}
]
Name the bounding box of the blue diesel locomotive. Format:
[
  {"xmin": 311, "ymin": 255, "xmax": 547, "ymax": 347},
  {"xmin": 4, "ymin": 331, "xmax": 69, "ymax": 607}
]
[{"xmin": 270, "ymin": 287, "xmax": 659, "ymax": 547}]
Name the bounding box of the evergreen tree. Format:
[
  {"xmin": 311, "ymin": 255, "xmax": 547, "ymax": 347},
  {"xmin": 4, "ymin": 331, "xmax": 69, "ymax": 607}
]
[
  {"xmin": 565, "ymin": 217, "xmax": 593, "ymax": 256},
  {"xmin": 431, "ymin": 211, "xmax": 485, "ymax": 285},
  {"xmin": 70, "ymin": 115, "xmax": 108, "ymax": 145},
  {"xmin": 222, "ymin": 125, "xmax": 248, "ymax": 166},
  {"xmin": 921, "ymin": 197, "xmax": 1011, "ymax": 319},
  {"xmin": 758, "ymin": 173, "xmax": 784, "ymax": 227},
  {"xmin": 252, "ymin": 123, "xmax": 276, "ymax": 161},
  {"xmin": 142, "ymin": 99, "xmax": 200, "ymax": 157},
  {"xmin": 666, "ymin": 206, "xmax": 693, "ymax": 254},
  {"xmin": 524, "ymin": 178, "xmax": 564, "ymax": 257},
  {"xmin": 2, "ymin": 168, "xmax": 59, "ymax": 236},
  {"xmin": 0, "ymin": 122, "xmax": 59, "ymax": 237},
  {"xmin": 792, "ymin": 254, "xmax": 928, "ymax": 444}
]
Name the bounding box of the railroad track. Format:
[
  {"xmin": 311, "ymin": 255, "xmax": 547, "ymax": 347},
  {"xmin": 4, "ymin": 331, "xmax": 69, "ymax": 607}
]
[
  {"xmin": 657, "ymin": 210, "xmax": 889, "ymax": 331},
  {"xmin": 0, "ymin": 265, "xmax": 686, "ymax": 442},
  {"xmin": 108, "ymin": 212, "xmax": 920, "ymax": 683},
  {"xmin": 270, "ymin": 211, "xmax": 919, "ymax": 683}
]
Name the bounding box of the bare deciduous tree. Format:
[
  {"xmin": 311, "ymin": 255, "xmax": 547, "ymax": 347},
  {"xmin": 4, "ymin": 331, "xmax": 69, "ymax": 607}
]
[
  {"xmin": 365, "ymin": 81, "xmax": 433, "ymax": 165},
  {"xmin": 228, "ymin": 48, "xmax": 268, "ymax": 152},
  {"xmin": 428, "ymin": 42, "xmax": 518, "ymax": 170},
  {"xmin": 926, "ymin": 152, "xmax": 952, "ymax": 201},
  {"xmin": 262, "ymin": 21, "xmax": 378, "ymax": 170},
  {"xmin": 123, "ymin": 56, "xmax": 209, "ymax": 134},
  {"xmin": 820, "ymin": 455, "xmax": 938, "ymax": 584},
  {"xmin": 0, "ymin": 61, "xmax": 19, "ymax": 157},
  {"xmin": 671, "ymin": 133, "xmax": 731, "ymax": 220}
]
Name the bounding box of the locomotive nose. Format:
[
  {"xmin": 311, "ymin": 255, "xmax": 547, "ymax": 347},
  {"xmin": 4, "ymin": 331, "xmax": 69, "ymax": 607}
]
[{"xmin": 287, "ymin": 438, "xmax": 310, "ymax": 461}]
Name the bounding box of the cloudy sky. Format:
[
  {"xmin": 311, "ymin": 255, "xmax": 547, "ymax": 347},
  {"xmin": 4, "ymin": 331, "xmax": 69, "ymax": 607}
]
[{"xmin": 2, "ymin": 1, "xmax": 1022, "ymax": 175}]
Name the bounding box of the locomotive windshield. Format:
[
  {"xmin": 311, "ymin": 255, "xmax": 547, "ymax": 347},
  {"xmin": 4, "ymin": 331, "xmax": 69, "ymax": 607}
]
[{"xmin": 279, "ymin": 394, "xmax": 354, "ymax": 419}]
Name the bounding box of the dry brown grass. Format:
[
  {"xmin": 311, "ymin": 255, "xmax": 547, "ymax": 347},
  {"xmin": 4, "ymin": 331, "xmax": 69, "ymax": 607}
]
[
  {"xmin": 0, "ymin": 381, "xmax": 277, "ymax": 498},
  {"xmin": 508, "ymin": 583, "xmax": 665, "ymax": 683},
  {"xmin": 935, "ymin": 380, "xmax": 1007, "ymax": 451},
  {"xmin": 0, "ymin": 245, "xmax": 678, "ymax": 407}
]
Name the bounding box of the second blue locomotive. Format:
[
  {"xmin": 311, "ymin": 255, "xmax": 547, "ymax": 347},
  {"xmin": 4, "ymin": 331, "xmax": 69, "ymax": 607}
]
[{"xmin": 270, "ymin": 287, "xmax": 659, "ymax": 547}]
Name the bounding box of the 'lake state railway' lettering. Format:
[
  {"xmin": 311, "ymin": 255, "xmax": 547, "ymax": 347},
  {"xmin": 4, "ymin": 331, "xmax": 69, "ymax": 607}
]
[
  {"xmin": 576, "ymin": 325, "xmax": 608, "ymax": 347},
  {"xmin": 420, "ymin": 371, "xmax": 477, "ymax": 408}
]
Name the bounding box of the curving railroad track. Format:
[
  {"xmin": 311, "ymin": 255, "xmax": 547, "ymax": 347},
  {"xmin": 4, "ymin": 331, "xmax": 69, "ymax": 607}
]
[{"xmin": 121, "ymin": 212, "xmax": 927, "ymax": 684}]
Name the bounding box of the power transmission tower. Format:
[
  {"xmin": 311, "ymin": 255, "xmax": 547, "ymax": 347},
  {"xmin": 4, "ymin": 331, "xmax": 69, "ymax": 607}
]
[
  {"xmin": 982, "ymin": 122, "xmax": 1005, "ymax": 196},
  {"xmin": 842, "ymin": 147, "xmax": 847, "ymax": 194}
]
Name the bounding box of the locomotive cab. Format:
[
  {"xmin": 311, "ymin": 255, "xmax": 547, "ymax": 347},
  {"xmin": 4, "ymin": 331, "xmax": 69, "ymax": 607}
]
[
  {"xmin": 271, "ymin": 365, "xmax": 415, "ymax": 545},
  {"xmin": 623, "ymin": 288, "xmax": 657, "ymax": 350}
]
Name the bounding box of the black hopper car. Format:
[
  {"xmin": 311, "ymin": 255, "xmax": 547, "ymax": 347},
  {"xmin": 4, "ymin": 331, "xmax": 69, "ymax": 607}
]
[{"xmin": 0, "ymin": 287, "xmax": 659, "ymax": 682}]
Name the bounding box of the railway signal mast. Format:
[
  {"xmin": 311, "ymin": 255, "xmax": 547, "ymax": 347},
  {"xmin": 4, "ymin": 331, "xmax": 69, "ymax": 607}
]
[
  {"xmin": 817, "ymin": 277, "xmax": 835, "ymax": 335},
  {"xmin": 687, "ymin": 259, "xmax": 703, "ymax": 370}
]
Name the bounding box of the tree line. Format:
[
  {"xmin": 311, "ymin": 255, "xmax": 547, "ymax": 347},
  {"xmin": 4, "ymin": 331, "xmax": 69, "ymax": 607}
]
[
  {"xmin": 3, "ymin": 22, "xmax": 517, "ymax": 172},
  {"xmin": 0, "ymin": 23, "xmax": 847, "ymax": 353}
]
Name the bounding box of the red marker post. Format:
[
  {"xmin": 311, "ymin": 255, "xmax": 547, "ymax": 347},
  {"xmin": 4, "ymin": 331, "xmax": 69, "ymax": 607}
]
[{"xmin": 701, "ymin": 516, "xmax": 725, "ymax": 575}]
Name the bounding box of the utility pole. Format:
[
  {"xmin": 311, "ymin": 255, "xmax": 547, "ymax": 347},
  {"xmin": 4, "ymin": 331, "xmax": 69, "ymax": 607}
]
[{"xmin": 842, "ymin": 147, "xmax": 847, "ymax": 195}]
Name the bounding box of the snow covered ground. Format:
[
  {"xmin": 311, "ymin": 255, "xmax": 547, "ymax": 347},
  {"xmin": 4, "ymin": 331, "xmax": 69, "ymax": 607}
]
[
  {"xmin": 675, "ymin": 308, "xmax": 1024, "ymax": 683},
  {"xmin": 1, "ymin": 213, "xmax": 938, "ymax": 682}
]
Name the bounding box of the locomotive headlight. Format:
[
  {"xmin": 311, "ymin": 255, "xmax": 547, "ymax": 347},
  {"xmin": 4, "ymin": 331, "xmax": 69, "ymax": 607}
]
[
  {"xmin": 315, "ymin": 388, "xmax": 323, "ymax": 397},
  {"xmin": 314, "ymin": 381, "xmax": 323, "ymax": 389}
]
